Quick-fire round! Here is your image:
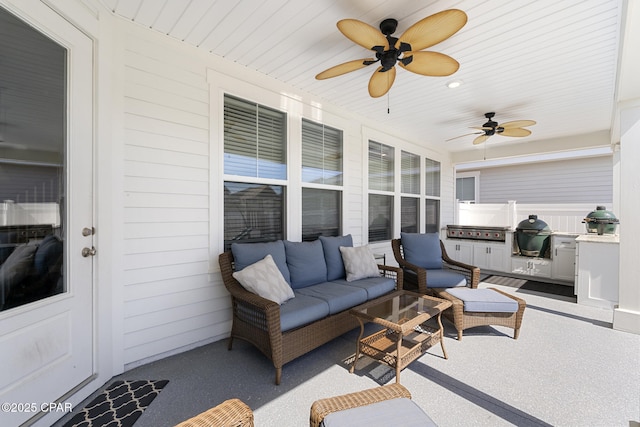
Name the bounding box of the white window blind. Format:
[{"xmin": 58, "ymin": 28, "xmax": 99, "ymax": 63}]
[
  {"xmin": 301, "ymin": 119, "xmax": 343, "ymax": 185},
  {"xmin": 425, "ymin": 157, "xmax": 440, "ymax": 197},
  {"xmin": 224, "ymin": 94, "xmax": 286, "ymax": 179},
  {"xmin": 401, "ymin": 150, "xmax": 420, "ymax": 194},
  {"xmin": 368, "ymin": 140, "xmax": 394, "ymax": 192}
]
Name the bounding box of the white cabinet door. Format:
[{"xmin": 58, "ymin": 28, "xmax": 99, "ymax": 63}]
[
  {"xmin": 551, "ymin": 236, "xmax": 576, "ymax": 282},
  {"xmin": 511, "ymin": 257, "xmax": 551, "ymax": 278},
  {"xmin": 444, "ymin": 240, "xmax": 474, "ymax": 265},
  {"xmin": 473, "ymin": 243, "xmax": 507, "ymax": 272}
]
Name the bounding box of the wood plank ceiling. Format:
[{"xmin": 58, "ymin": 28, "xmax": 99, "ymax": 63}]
[{"xmin": 101, "ymin": 1, "xmax": 623, "ymax": 158}]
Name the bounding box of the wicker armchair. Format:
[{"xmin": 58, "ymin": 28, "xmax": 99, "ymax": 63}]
[
  {"xmin": 175, "ymin": 398, "xmax": 253, "ymax": 427},
  {"xmin": 391, "ymin": 237, "xmax": 480, "ymax": 294},
  {"xmin": 218, "ymin": 251, "xmax": 402, "ymax": 385}
]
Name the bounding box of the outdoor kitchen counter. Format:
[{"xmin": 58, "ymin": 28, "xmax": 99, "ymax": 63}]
[{"xmin": 575, "ymin": 234, "xmax": 619, "ymax": 243}]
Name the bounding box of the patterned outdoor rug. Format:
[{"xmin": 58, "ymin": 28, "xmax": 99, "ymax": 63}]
[
  {"xmin": 482, "ymin": 274, "xmax": 576, "ymax": 298},
  {"xmin": 63, "ymin": 380, "xmax": 169, "ymax": 427}
]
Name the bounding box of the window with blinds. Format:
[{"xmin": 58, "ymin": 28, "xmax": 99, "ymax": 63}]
[
  {"xmin": 401, "ymin": 151, "xmax": 420, "ymax": 194},
  {"xmin": 302, "ymin": 188, "xmax": 341, "ymax": 241},
  {"xmin": 425, "ymin": 157, "xmax": 441, "ymax": 232},
  {"xmin": 369, "ymin": 194, "xmax": 393, "ymax": 242},
  {"xmin": 301, "ymin": 119, "xmax": 343, "ymax": 185},
  {"xmin": 368, "ymin": 141, "xmax": 394, "ymax": 192},
  {"xmin": 425, "ymin": 157, "xmax": 440, "ymax": 197},
  {"xmin": 223, "ymin": 181, "xmax": 285, "ymax": 250},
  {"xmin": 223, "ymin": 94, "xmax": 286, "ymax": 179}
]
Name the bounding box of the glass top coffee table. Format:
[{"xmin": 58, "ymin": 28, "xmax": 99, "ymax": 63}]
[{"xmin": 349, "ymin": 290, "xmax": 452, "ymax": 383}]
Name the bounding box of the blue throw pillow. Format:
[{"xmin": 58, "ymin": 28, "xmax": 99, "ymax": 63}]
[
  {"xmin": 284, "ymin": 240, "xmax": 327, "ymax": 288},
  {"xmin": 400, "ymin": 232, "xmax": 442, "ymax": 270},
  {"xmin": 319, "ymin": 235, "xmax": 353, "ymax": 280},
  {"xmin": 231, "ymin": 240, "xmax": 291, "ymax": 284}
]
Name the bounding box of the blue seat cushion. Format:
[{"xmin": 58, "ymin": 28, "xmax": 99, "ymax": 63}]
[
  {"xmin": 231, "ymin": 240, "xmax": 291, "ymax": 284},
  {"xmin": 404, "ymin": 268, "xmax": 467, "ymax": 288},
  {"xmin": 320, "ymin": 397, "xmax": 436, "ymax": 427},
  {"xmin": 296, "ymin": 282, "xmax": 368, "ymax": 315},
  {"xmin": 400, "ymin": 232, "xmax": 442, "ymax": 269},
  {"xmin": 280, "ymin": 294, "xmax": 330, "ymax": 332},
  {"xmin": 445, "ymin": 288, "xmax": 519, "ymax": 312},
  {"xmin": 319, "ymin": 234, "xmax": 353, "ymax": 280},
  {"xmin": 284, "ymin": 240, "xmax": 328, "ymax": 288},
  {"xmin": 332, "ymin": 276, "xmax": 395, "ymax": 300}
]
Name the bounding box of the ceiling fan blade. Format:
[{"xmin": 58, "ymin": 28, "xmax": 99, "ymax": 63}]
[
  {"xmin": 315, "ymin": 58, "xmax": 376, "ymax": 80},
  {"xmin": 500, "ymin": 120, "xmax": 537, "ymax": 129},
  {"xmin": 470, "ymin": 126, "xmax": 492, "ymax": 131},
  {"xmin": 337, "ymin": 19, "xmax": 389, "ymax": 50},
  {"xmin": 398, "ymin": 9, "xmax": 467, "ymax": 51},
  {"xmin": 499, "ymin": 128, "xmax": 532, "ymax": 137},
  {"xmin": 368, "ymin": 66, "xmax": 396, "ymax": 98},
  {"xmin": 473, "ymin": 134, "xmax": 490, "ymax": 145},
  {"xmin": 445, "ymin": 132, "xmax": 482, "ymax": 142},
  {"xmin": 399, "ymin": 51, "xmax": 459, "ymax": 76}
]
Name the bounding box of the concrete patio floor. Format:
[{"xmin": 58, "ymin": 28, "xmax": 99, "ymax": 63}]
[{"xmin": 54, "ymin": 282, "xmax": 640, "ymax": 427}]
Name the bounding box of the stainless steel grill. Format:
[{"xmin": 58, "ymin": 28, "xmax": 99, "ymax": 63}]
[{"xmin": 446, "ymin": 225, "xmax": 510, "ymax": 242}]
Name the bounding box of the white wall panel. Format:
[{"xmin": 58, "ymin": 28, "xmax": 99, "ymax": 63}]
[{"xmin": 474, "ymin": 156, "xmax": 613, "ymax": 204}]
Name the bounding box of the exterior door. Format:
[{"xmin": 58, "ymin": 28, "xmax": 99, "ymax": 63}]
[{"xmin": 0, "ymin": 3, "xmax": 94, "ymax": 426}]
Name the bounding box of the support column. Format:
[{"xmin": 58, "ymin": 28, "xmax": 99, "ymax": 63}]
[{"xmin": 614, "ymin": 105, "xmax": 640, "ymax": 334}]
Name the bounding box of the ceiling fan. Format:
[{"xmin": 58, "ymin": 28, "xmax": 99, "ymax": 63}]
[
  {"xmin": 447, "ymin": 112, "xmax": 536, "ymax": 145},
  {"xmin": 315, "ymin": 9, "xmax": 467, "ymax": 98}
]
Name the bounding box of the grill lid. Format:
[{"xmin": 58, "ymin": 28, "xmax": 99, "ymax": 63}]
[{"xmin": 516, "ymin": 215, "xmax": 551, "ymax": 234}]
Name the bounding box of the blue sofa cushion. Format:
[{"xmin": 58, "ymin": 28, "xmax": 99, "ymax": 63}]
[
  {"xmin": 446, "ymin": 288, "xmax": 518, "ymax": 312},
  {"xmin": 332, "ymin": 276, "xmax": 396, "ymax": 300},
  {"xmin": 284, "ymin": 240, "xmax": 327, "ymax": 289},
  {"xmin": 404, "ymin": 268, "xmax": 467, "ymax": 288},
  {"xmin": 319, "ymin": 234, "xmax": 353, "ymax": 280},
  {"xmin": 321, "ymin": 397, "xmax": 436, "ymax": 427},
  {"xmin": 296, "ymin": 282, "xmax": 368, "ymax": 315},
  {"xmin": 400, "ymin": 232, "xmax": 442, "ymax": 270},
  {"xmin": 34, "ymin": 234, "xmax": 63, "ymax": 276},
  {"xmin": 280, "ymin": 293, "xmax": 330, "ymax": 332},
  {"xmin": 231, "ymin": 240, "xmax": 291, "ymax": 284}
]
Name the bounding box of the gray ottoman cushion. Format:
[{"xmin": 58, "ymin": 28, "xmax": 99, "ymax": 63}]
[
  {"xmin": 445, "ymin": 288, "xmax": 518, "ymax": 312},
  {"xmin": 320, "ymin": 397, "xmax": 436, "ymax": 427}
]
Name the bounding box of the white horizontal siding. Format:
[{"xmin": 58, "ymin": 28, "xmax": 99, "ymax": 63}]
[
  {"xmin": 121, "ymin": 24, "xmax": 225, "ymax": 366},
  {"xmin": 476, "ymin": 156, "xmax": 613, "ymax": 204}
]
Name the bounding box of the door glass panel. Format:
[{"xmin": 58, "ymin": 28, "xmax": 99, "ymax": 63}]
[{"xmin": 0, "ymin": 7, "xmax": 66, "ymax": 311}]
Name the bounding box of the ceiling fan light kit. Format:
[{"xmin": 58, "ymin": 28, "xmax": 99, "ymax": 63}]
[{"xmin": 315, "ymin": 9, "xmax": 468, "ymax": 98}]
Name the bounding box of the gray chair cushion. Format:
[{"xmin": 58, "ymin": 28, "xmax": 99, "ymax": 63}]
[
  {"xmin": 332, "ymin": 276, "xmax": 395, "ymax": 300},
  {"xmin": 284, "ymin": 240, "xmax": 327, "ymax": 289},
  {"xmin": 424, "ymin": 269, "xmax": 467, "ymax": 288},
  {"xmin": 320, "ymin": 397, "xmax": 437, "ymax": 427},
  {"xmin": 231, "ymin": 240, "xmax": 291, "ymax": 284},
  {"xmin": 319, "ymin": 234, "xmax": 353, "ymax": 280},
  {"xmin": 280, "ymin": 293, "xmax": 330, "ymax": 332},
  {"xmin": 400, "ymin": 232, "xmax": 442, "ymax": 269},
  {"xmin": 296, "ymin": 282, "xmax": 367, "ymax": 315},
  {"xmin": 446, "ymin": 288, "xmax": 518, "ymax": 312}
]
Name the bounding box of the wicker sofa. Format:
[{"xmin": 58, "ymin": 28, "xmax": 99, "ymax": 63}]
[{"xmin": 218, "ymin": 235, "xmax": 402, "ymax": 385}]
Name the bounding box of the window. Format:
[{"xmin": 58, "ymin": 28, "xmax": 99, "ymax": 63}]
[
  {"xmin": 302, "ymin": 188, "xmax": 342, "ymax": 241},
  {"xmin": 301, "ymin": 119, "xmax": 344, "ymax": 240},
  {"xmin": 425, "ymin": 158, "xmax": 441, "ymax": 233},
  {"xmin": 368, "ymin": 141, "xmax": 394, "ymax": 192},
  {"xmin": 369, "ymin": 194, "xmax": 393, "ymax": 241},
  {"xmin": 368, "ymin": 141, "xmax": 394, "ymax": 241},
  {"xmin": 224, "ymin": 94, "xmax": 286, "ymax": 179},
  {"xmin": 301, "ymin": 119, "xmax": 342, "ymax": 185},
  {"xmin": 456, "ymin": 172, "xmax": 478, "ymax": 203},
  {"xmin": 223, "ymin": 95, "xmax": 287, "ymax": 249},
  {"xmin": 401, "ymin": 151, "xmax": 420, "ymax": 233}
]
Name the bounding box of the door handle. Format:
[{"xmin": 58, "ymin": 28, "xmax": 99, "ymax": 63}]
[{"xmin": 82, "ymin": 246, "xmax": 97, "ymax": 257}]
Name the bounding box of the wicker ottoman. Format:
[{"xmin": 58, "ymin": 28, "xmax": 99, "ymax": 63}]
[
  {"xmin": 310, "ymin": 384, "xmax": 436, "ymax": 427},
  {"xmin": 432, "ymin": 287, "xmax": 526, "ymax": 340}
]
